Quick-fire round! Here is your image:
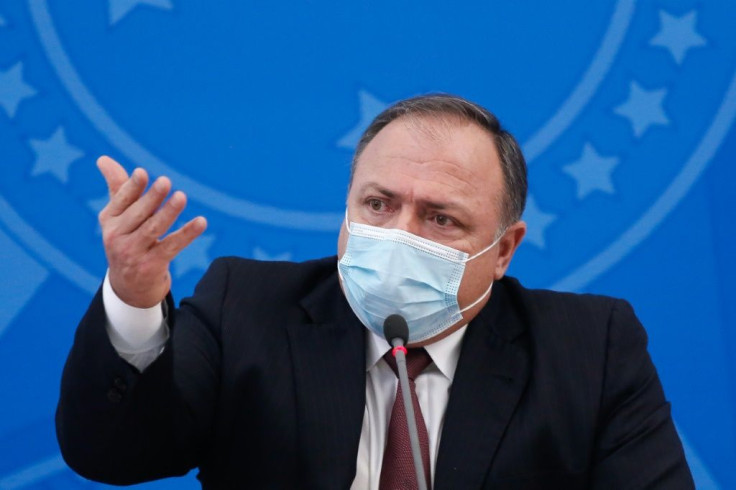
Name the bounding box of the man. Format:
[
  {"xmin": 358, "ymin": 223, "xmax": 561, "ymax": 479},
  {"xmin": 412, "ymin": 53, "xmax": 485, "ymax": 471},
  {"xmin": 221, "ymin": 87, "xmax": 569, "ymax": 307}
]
[{"xmin": 57, "ymin": 94, "xmax": 694, "ymax": 489}]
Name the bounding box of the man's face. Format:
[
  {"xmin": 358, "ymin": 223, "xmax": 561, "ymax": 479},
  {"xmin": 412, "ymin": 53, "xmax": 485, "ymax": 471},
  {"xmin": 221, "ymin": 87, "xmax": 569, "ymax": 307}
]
[{"xmin": 337, "ymin": 115, "xmax": 526, "ymax": 345}]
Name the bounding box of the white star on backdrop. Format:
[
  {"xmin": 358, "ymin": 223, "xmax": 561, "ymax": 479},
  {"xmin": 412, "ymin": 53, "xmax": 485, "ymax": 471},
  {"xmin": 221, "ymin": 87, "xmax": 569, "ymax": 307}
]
[
  {"xmin": 87, "ymin": 196, "xmax": 108, "ymax": 215},
  {"xmin": 174, "ymin": 234, "xmax": 215, "ymax": 278},
  {"xmin": 0, "ymin": 62, "xmax": 36, "ymax": 119},
  {"xmin": 563, "ymin": 143, "xmax": 619, "ymax": 200},
  {"xmin": 337, "ymin": 90, "xmax": 388, "ymax": 150},
  {"xmin": 650, "ymin": 10, "xmax": 706, "ymax": 64},
  {"xmin": 87, "ymin": 196, "xmax": 109, "ymax": 234},
  {"xmin": 253, "ymin": 247, "xmax": 292, "ymax": 261},
  {"xmin": 522, "ymin": 195, "xmax": 557, "ymax": 250},
  {"xmin": 614, "ymin": 82, "xmax": 669, "ymax": 138},
  {"xmin": 29, "ymin": 127, "xmax": 84, "ymax": 183},
  {"xmin": 109, "ymin": 0, "xmax": 173, "ymax": 26}
]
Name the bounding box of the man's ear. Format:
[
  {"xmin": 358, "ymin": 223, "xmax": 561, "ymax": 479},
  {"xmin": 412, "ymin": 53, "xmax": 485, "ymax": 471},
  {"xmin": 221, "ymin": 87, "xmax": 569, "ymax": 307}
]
[{"xmin": 494, "ymin": 221, "xmax": 526, "ymax": 280}]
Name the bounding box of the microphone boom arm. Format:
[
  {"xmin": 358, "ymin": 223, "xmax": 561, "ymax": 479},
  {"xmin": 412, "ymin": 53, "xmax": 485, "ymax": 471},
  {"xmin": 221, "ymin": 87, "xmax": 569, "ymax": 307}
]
[{"xmin": 391, "ymin": 340, "xmax": 429, "ymax": 490}]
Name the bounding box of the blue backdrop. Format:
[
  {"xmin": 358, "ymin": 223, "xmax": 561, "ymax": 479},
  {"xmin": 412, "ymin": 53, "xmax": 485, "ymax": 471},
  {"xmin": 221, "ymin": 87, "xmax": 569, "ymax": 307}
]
[{"xmin": 1, "ymin": 0, "xmax": 734, "ymax": 488}]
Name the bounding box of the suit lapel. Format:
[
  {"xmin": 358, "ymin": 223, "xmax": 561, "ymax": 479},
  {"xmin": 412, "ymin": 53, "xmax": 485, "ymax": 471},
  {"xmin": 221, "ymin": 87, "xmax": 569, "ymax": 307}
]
[
  {"xmin": 434, "ymin": 280, "xmax": 530, "ymax": 489},
  {"xmin": 287, "ymin": 273, "xmax": 366, "ymax": 489}
]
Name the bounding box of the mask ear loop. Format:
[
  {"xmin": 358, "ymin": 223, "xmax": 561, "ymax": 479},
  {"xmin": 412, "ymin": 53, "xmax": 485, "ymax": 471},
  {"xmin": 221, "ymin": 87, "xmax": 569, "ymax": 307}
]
[
  {"xmin": 460, "ymin": 281, "xmax": 494, "ymax": 313},
  {"xmin": 344, "ymin": 208, "xmax": 352, "ymax": 234},
  {"xmin": 464, "ymin": 227, "xmax": 506, "ymax": 263},
  {"xmin": 459, "ymin": 227, "xmax": 506, "ymax": 312}
]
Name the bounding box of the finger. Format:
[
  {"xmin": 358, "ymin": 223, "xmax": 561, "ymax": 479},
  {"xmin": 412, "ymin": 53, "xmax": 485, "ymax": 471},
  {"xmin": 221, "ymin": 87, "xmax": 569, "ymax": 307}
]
[
  {"xmin": 115, "ymin": 175, "xmax": 172, "ymax": 235},
  {"xmin": 97, "ymin": 156, "xmax": 129, "ymax": 198},
  {"xmin": 156, "ymin": 216, "xmax": 208, "ymax": 261},
  {"xmin": 134, "ymin": 188, "xmax": 187, "ymax": 241},
  {"xmin": 104, "ymin": 167, "xmax": 150, "ymax": 218}
]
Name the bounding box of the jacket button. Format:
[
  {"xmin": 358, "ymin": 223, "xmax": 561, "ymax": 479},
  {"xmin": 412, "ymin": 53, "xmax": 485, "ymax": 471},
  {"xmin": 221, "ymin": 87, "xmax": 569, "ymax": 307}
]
[
  {"xmin": 114, "ymin": 377, "xmax": 127, "ymax": 392},
  {"xmin": 107, "ymin": 388, "xmax": 123, "ymax": 403}
]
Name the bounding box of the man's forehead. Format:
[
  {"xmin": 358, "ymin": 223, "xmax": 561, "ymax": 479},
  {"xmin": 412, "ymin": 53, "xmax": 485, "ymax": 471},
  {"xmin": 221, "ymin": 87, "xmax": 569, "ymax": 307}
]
[
  {"xmin": 402, "ymin": 113, "xmax": 480, "ymax": 140},
  {"xmin": 377, "ymin": 114, "xmax": 486, "ymax": 146},
  {"xmin": 358, "ymin": 114, "xmax": 496, "ymax": 162},
  {"xmin": 355, "ymin": 118, "xmax": 499, "ymax": 179}
]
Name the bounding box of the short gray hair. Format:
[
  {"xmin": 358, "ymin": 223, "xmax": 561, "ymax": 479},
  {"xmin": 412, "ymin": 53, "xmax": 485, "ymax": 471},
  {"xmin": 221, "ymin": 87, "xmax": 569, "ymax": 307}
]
[{"xmin": 350, "ymin": 94, "xmax": 527, "ymax": 230}]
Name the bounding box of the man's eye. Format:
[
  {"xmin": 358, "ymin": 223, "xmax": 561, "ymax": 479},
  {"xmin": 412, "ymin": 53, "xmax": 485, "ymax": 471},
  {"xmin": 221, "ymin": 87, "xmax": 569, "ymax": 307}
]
[
  {"xmin": 368, "ymin": 199, "xmax": 385, "ymax": 212},
  {"xmin": 434, "ymin": 215, "xmax": 452, "ymax": 227}
]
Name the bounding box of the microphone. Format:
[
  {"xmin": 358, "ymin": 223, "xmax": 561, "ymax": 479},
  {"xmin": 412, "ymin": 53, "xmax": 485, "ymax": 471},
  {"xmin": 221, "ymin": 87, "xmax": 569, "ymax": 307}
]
[
  {"xmin": 383, "ymin": 315, "xmax": 428, "ymax": 490},
  {"xmin": 383, "ymin": 313, "xmax": 409, "ymax": 348}
]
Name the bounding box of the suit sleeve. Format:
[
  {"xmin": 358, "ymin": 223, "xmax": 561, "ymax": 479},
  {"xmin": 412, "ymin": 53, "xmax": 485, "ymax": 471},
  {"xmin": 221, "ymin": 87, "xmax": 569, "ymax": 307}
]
[
  {"xmin": 56, "ymin": 258, "xmax": 229, "ymax": 485},
  {"xmin": 590, "ymin": 300, "xmax": 694, "ymax": 489}
]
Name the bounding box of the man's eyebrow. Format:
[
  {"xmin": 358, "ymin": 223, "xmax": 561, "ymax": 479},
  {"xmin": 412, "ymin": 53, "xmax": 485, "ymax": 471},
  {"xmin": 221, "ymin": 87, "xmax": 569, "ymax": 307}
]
[
  {"xmin": 358, "ymin": 182, "xmax": 397, "ymax": 198},
  {"xmin": 420, "ymin": 199, "xmax": 472, "ymax": 219},
  {"xmin": 358, "ymin": 182, "xmax": 469, "ymax": 214},
  {"xmin": 421, "ymin": 199, "xmax": 458, "ymax": 210}
]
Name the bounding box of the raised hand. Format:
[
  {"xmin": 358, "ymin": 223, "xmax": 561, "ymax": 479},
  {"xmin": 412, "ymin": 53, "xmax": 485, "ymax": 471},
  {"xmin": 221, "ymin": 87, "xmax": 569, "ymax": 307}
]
[{"xmin": 97, "ymin": 156, "xmax": 207, "ymax": 308}]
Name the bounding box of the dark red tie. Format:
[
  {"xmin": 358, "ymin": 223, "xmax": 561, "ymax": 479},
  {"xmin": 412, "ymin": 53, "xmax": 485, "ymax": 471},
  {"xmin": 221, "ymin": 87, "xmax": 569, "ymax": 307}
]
[{"xmin": 379, "ymin": 348, "xmax": 433, "ymax": 490}]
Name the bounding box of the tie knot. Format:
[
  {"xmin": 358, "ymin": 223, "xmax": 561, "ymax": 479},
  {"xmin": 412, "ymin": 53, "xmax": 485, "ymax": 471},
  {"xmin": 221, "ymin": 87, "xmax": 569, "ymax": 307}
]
[{"xmin": 383, "ymin": 348, "xmax": 432, "ymax": 380}]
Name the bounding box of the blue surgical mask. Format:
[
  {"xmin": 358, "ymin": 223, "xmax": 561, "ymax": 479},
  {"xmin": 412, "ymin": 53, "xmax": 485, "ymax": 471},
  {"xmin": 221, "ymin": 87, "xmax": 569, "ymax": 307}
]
[{"xmin": 337, "ymin": 212, "xmax": 502, "ymax": 343}]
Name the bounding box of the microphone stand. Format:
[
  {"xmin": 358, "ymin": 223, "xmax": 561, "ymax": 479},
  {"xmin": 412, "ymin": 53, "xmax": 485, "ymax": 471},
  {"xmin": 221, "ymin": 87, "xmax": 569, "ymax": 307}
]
[{"xmin": 391, "ymin": 339, "xmax": 429, "ymax": 490}]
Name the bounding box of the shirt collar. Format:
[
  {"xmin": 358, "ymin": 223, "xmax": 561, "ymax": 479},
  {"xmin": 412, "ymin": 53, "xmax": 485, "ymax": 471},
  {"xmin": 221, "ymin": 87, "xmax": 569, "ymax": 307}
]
[{"xmin": 365, "ymin": 325, "xmax": 468, "ymax": 382}]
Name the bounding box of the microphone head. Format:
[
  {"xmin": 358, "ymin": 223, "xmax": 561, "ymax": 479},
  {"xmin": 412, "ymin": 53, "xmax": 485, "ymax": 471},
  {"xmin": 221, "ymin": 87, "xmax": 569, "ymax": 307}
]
[{"xmin": 383, "ymin": 314, "xmax": 409, "ymax": 346}]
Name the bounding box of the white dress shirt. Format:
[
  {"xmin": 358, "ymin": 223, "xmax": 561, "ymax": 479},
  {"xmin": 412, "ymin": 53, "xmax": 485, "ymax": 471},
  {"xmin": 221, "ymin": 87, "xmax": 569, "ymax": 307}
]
[{"xmin": 101, "ymin": 271, "xmax": 467, "ymax": 489}]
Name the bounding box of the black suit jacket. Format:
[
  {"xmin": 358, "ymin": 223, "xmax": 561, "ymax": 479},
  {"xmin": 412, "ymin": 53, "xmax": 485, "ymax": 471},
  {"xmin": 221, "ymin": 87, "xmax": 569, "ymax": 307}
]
[{"xmin": 56, "ymin": 256, "xmax": 693, "ymax": 489}]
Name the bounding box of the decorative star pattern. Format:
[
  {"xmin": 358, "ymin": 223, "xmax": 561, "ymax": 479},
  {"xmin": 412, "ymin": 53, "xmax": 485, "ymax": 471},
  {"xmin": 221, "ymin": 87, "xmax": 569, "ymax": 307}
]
[
  {"xmin": 563, "ymin": 143, "xmax": 619, "ymax": 200},
  {"xmin": 337, "ymin": 90, "xmax": 388, "ymax": 150},
  {"xmin": 0, "ymin": 62, "xmax": 37, "ymax": 119},
  {"xmin": 173, "ymin": 234, "xmax": 215, "ymax": 278},
  {"xmin": 522, "ymin": 195, "xmax": 557, "ymax": 250},
  {"xmin": 87, "ymin": 195, "xmax": 108, "ymax": 215},
  {"xmin": 614, "ymin": 82, "xmax": 669, "ymax": 138},
  {"xmin": 0, "ymin": 4, "xmax": 728, "ymax": 488},
  {"xmin": 650, "ymin": 10, "xmax": 706, "ymax": 64},
  {"xmin": 109, "ymin": 0, "xmax": 173, "ymax": 26},
  {"xmin": 87, "ymin": 196, "xmax": 109, "ymax": 234},
  {"xmin": 253, "ymin": 246, "xmax": 292, "ymax": 261},
  {"xmin": 29, "ymin": 127, "xmax": 84, "ymax": 183}
]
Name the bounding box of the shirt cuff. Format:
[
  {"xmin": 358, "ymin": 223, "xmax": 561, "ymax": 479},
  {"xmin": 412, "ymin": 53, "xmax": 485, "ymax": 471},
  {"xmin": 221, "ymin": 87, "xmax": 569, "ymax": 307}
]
[{"xmin": 102, "ymin": 270, "xmax": 168, "ymax": 354}]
